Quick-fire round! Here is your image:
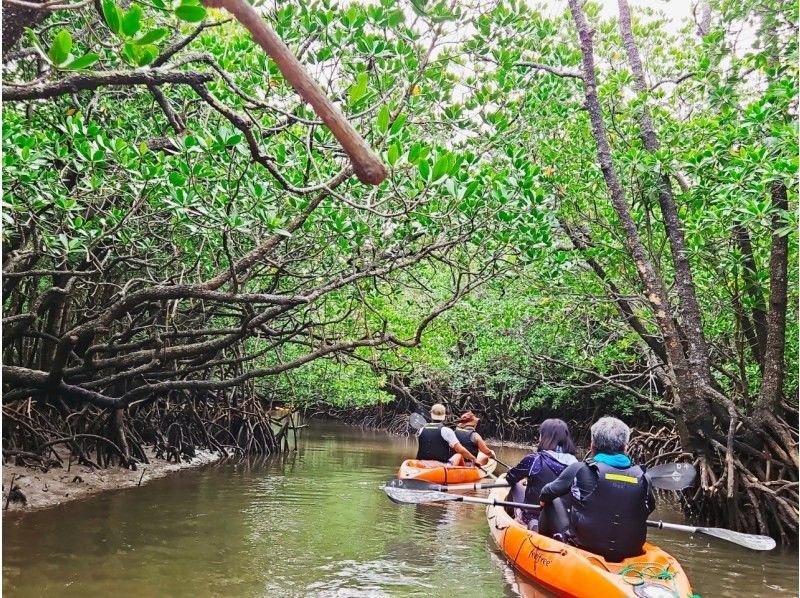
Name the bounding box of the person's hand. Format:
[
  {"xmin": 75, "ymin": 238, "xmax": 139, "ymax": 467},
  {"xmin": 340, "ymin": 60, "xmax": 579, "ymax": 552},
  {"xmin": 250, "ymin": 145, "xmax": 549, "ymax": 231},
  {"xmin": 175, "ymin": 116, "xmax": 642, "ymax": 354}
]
[{"xmin": 487, "ymin": 449, "xmax": 496, "ymax": 459}]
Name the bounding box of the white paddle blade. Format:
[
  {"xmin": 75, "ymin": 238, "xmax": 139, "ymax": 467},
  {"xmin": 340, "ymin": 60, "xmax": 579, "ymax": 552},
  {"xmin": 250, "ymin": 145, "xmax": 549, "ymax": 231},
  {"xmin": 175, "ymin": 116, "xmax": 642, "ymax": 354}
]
[
  {"xmin": 384, "ymin": 479, "xmax": 444, "ymax": 492},
  {"xmin": 409, "ymin": 413, "xmax": 427, "ymax": 430},
  {"xmin": 698, "ymin": 527, "xmax": 777, "ymax": 551},
  {"xmin": 646, "ymin": 462, "xmax": 697, "ymax": 491},
  {"xmin": 383, "ymin": 484, "xmax": 458, "ymax": 505}
]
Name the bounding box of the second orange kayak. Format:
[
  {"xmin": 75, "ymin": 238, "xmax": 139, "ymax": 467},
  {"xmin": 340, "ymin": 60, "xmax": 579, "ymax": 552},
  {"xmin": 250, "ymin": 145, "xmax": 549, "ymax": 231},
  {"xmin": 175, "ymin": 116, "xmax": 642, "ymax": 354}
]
[{"xmin": 398, "ymin": 459, "xmax": 497, "ymax": 484}]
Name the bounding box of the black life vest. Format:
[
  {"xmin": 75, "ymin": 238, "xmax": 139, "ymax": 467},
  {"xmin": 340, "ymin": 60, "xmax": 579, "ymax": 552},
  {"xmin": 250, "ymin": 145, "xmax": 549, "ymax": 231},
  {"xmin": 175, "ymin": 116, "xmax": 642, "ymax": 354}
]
[
  {"xmin": 454, "ymin": 426, "xmax": 479, "ymax": 457},
  {"xmin": 416, "ymin": 423, "xmax": 453, "ymax": 462},
  {"xmin": 570, "ymin": 459, "xmax": 650, "ymax": 561}
]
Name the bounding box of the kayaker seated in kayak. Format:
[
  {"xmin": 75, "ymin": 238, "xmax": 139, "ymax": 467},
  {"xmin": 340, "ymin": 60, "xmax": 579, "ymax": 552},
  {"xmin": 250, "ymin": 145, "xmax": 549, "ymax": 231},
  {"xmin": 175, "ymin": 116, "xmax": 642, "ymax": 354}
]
[
  {"xmin": 416, "ymin": 404, "xmax": 479, "ymax": 464},
  {"xmin": 448, "ymin": 411, "xmax": 497, "ymax": 466},
  {"xmin": 539, "ymin": 416, "xmax": 655, "ymax": 562},
  {"xmin": 504, "ymin": 418, "xmax": 577, "ymax": 529}
]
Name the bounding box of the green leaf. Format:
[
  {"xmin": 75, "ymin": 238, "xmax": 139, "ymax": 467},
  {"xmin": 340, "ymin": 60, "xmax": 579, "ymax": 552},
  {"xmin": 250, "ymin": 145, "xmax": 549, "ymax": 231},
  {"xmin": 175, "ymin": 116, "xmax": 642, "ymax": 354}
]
[
  {"xmin": 63, "ymin": 52, "xmax": 100, "ymax": 70},
  {"xmin": 389, "ymin": 114, "xmax": 406, "ymax": 135},
  {"xmin": 102, "ymin": 0, "xmax": 123, "ymax": 35},
  {"xmin": 136, "ymin": 44, "xmax": 158, "ymax": 66},
  {"xmin": 376, "ymin": 104, "xmax": 390, "ymax": 134},
  {"xmin": 387, "ymin": 9, "xmax": 404, "ymax": 27},
  {"xmin": 122, "ymin": 5, "xmax": 143, "ymax": 37},
  {"xmin": 121, "ymin": 42, "xmax": 137, "ymax": 65},
  {"xmin": 407, "ymin": 144, "xmax": 422, "ymax": 164},
  {"xmin": 464, "ymin": 180, "xmax": 480, "ymax": 198},
  {"xmin": 387, "ymin": 143, "xmax": 400, "ymax": 166},
  {"xmin": 419, "ymin": 159, "xmax": 431, "ymax": 181},
  {"xmin": 175, "ymin": 3, "xmax": 206, "ymax": 22},
  {"xmin": 348, "ymin": 72, "xmax": 369, "ymax": 105},
  {"xmin": 48, "ymin": 30, "xmax": 72, "ymax": 65},
  {"xmin": 134, "ymin": 27, "xmax": 169, "ymax": 45},
  {"xmin": 432, "ymin": 153, "xmax": 450, "ymax": 181},
  {"xmin": 409, "ymin": 0, "xmax": 427, "ymax": 17}
]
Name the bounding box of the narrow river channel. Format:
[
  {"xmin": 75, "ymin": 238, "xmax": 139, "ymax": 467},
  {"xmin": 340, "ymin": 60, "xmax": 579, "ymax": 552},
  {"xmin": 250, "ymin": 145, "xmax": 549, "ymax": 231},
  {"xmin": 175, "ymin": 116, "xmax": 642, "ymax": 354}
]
[{"xmin": 3, "ymin": 421, "xmax": 798, "ymax": 597}]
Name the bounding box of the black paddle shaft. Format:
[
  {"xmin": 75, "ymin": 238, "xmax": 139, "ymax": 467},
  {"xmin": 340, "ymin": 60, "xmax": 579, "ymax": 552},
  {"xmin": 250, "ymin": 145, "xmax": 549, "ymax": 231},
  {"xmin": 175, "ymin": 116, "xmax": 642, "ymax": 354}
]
[{"xmin": 459, "ymin": 495, "xmax": 542, "ymax": 511}]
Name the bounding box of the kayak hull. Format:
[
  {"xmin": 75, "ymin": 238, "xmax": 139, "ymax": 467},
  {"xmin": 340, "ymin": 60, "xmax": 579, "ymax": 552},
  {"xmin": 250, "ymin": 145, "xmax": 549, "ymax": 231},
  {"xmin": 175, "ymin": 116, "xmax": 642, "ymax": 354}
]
[
  {"xmin": 398, "ymin": 459, "xmax": 497, "ymax": 484},
  {"xmin": 486, "ymin": 485, "xmax": 693, "ymax": 598}
]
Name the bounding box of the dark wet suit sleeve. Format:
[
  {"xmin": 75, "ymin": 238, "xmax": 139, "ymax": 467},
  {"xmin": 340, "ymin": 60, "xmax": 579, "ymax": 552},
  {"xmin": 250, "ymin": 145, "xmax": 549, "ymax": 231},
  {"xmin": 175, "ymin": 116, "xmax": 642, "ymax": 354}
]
[
  {"xmin": 539, "ymin": 461, "xmax": 585, "ymax": 503},
  {"xmin": 646, "ymin": 484, "xmax": 656, "ymax": 514},
  {"xmin": 505, "ymin": 454, "xmax": 536, "ymax": 486}
]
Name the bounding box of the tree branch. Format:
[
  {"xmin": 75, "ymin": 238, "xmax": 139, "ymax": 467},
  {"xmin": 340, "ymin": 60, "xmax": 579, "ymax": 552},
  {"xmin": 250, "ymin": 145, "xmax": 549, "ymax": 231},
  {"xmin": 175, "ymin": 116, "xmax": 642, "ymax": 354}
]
[{"xmin": 3, "ymin": 69, "xmax": 213, "ymax": 101}]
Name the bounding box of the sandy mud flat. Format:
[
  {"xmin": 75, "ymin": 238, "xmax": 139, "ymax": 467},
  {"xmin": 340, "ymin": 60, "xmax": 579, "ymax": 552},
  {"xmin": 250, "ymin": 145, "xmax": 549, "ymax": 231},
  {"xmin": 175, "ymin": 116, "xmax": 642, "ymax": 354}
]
[{"xmin": 2, "ymin": 448, "xmax": 220, "ymax": 514}]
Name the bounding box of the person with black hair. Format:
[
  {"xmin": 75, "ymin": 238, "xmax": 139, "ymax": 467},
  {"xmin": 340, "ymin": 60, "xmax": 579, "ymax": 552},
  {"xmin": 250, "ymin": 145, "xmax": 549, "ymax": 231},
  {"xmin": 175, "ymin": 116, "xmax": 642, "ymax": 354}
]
[{"xmin": 505, "ymin": 419, "xmax": 578, "ymax": 528}]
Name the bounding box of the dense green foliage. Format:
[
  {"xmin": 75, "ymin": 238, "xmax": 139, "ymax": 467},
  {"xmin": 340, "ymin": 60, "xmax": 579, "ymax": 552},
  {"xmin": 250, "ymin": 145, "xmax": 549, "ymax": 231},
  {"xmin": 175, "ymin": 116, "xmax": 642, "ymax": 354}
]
[
  {"xmin": 263, "ymin": 1, "xmax": 798, "ymax": 423},
  {"xmin": 2, "ymin": 0, "xmax": 796, "ymax": 536}
]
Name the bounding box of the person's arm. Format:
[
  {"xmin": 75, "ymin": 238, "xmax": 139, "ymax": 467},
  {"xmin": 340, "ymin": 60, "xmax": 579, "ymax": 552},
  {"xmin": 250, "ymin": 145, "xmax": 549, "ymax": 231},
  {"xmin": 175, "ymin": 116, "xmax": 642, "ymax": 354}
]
[
  {"xmin": 441, "ymin": 427, "xmax": 478, "ymax": 462},
  {"xmin": 473, "ymin": 433, "xmax": 496, "ymax": 459},
  {"xmin": 539, "ymin": 461, "xmax": 583, "ymax": 503},
  {"xmin": 645, "ymin": 481, "xmax": 656, "ymax": 514},
  {"xmin": 505, "ymin": 454, "xmax": 535, "ymax": 486}
]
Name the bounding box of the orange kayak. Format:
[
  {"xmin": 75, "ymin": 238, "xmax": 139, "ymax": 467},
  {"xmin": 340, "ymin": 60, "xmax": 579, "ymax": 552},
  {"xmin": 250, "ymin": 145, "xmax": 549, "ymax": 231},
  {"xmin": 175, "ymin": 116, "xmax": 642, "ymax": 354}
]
[
  {"xmin": 486, "ymin": 485, "xmax": 693, "ymax": 597},
  {"xmin": 398, "ymin": 459, "xmax": 497, "ymax": 484}
]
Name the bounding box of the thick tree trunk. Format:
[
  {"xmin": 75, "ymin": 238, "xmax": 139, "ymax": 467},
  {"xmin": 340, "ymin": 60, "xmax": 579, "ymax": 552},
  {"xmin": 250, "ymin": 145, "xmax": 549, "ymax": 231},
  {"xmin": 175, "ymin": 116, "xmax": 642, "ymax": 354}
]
[
  {"xmin": 733, "ymin": 223, "xmax": 769, "ymax": 366},
  {"xmin": 616, "ymin": 0, "xmax": 714, "ymax": 388},
  {"xmin": 755, "ymin": 182, "xmax": 790, "ymax": 421}
]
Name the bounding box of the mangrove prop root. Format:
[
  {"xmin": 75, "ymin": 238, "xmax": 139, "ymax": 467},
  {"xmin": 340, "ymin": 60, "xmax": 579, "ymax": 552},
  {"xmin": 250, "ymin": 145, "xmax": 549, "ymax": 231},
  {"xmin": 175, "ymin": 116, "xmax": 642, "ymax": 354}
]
[
  {"xmin": 1, "ymin": 393, "xmax": 288, "ymax": 475},
  {"xmin": 629, "ymin": 426, "xmax": 798, "ymax": 542}
]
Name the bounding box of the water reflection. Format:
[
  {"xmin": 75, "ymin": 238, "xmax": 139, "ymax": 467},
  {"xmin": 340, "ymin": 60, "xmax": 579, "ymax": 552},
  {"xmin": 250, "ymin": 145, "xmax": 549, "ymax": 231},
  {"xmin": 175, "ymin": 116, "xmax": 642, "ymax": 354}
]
[{"xmin": 2, "ymin": 421, "xmax": 797, "ymax": 597}]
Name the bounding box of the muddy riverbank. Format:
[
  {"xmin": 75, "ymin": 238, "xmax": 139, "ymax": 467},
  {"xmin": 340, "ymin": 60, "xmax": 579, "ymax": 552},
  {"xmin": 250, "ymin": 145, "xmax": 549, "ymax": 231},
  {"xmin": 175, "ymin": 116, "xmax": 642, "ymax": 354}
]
[{"xmin": 2, "ymin": 448, "xmax": 219, "ymax": 514}]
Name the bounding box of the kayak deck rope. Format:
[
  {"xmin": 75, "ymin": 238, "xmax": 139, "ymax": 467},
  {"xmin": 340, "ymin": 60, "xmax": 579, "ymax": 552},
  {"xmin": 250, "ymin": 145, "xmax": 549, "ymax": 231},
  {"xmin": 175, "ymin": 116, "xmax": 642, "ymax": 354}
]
[{"xmin": 617, "ymin": 563, "xmax": 680, "ymax": 597}]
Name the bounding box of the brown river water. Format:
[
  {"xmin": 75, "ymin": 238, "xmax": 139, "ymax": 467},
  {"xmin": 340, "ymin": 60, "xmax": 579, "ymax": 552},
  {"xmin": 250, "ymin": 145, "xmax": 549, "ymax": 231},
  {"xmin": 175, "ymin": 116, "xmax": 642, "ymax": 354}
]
[{"xmin": 3, "ymin": 421, "xmax": 798, "ymax": 597}]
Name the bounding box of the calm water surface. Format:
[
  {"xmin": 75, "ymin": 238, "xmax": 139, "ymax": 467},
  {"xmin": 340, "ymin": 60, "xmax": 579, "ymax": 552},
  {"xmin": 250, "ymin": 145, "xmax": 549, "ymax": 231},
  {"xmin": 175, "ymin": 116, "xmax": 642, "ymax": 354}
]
[{"xmin": 3, "ymin": 421, "xmax": 798, "ymax": 597}]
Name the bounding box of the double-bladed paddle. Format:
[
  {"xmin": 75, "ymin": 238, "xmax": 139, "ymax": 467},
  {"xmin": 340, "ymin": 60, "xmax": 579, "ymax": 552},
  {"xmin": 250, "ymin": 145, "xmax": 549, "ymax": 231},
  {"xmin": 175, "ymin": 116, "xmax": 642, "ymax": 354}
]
[
  {"xmin": 382, "ymin": 483, "xmax": 775, "ymax": 551},
  {"xmin": 385, "ymin": 478, "xmax": 509, "ymax": 493},
  {"xmin": 384, "ymin": 483, "xmax": 540, "ymax": 512}
]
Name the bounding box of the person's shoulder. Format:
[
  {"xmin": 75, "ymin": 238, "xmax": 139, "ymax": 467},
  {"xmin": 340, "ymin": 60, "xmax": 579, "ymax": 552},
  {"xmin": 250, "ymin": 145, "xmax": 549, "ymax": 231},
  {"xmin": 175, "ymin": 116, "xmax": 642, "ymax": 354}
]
[{"xmin": 565, "ymin": 460, "xmax": 588, "ymax": 475}]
